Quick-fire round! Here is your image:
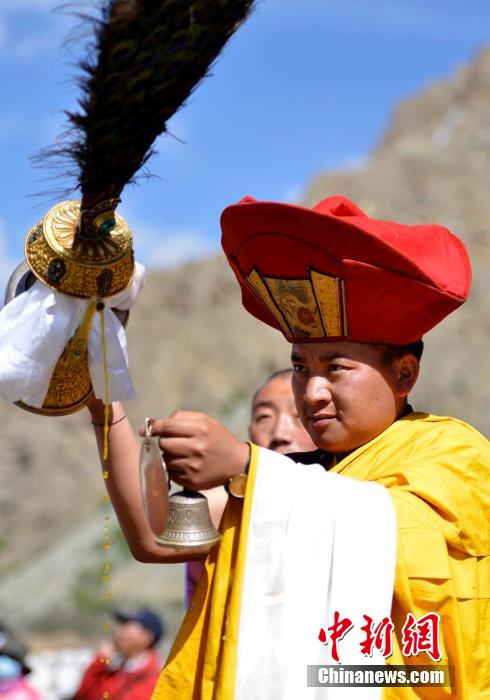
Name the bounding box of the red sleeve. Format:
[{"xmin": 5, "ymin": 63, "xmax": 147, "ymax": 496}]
[{"xmin": 73, "ymin": 656, "xmax": 113, "ymax": 699}]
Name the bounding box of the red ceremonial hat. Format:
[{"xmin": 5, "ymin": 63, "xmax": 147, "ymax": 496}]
[{"xmin": 220, "ymin": 195, "xmax": 471, "ymax": 344}]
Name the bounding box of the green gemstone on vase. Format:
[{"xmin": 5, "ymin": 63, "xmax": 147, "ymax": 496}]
[{"xmin": 99, "ymin": 218, "xmax": 116, "ymax": 233}]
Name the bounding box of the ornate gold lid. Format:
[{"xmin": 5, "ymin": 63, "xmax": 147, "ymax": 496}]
[{"xmin": 25, "ymin": 199, "xmax": 134, "ymax": 299}]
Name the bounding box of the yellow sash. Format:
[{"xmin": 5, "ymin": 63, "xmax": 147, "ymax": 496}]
[{"xmin": 152, "ymin": 444, "xmax": 259, "ymax": 699}]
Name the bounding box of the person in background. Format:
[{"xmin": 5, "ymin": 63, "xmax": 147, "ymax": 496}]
[
  {"xmin": 73, "ymin": 608, "xmax": 164, "ymax": 700},
  {"xmin": 0, "ymin": 625, "xmax": 41, "ymax": 700},
  {"xmin": 248, "ymin": 368, "xmax": 317, "ymax": 455},
  {"xmin": 185, "ymin": 368, "xmax": 316, "ymax": 605}
]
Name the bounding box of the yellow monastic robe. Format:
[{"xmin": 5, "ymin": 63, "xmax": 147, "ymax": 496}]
[{"xmin": 153, "ymin": 413, "xmax": 489, "ymax": 699}]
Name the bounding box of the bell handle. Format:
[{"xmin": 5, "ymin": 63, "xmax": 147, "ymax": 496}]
[{"xmin": 140, "ymin": 419, "xmax": 170, "ymax": 536}]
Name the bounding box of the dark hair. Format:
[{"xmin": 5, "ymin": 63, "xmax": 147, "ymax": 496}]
[{"xmin": 381, "ymin": 340, "xmax": 424, "ymax": 364}]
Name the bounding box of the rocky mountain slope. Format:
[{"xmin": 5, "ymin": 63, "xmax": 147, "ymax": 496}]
[{"xmin": 1, "ymin": 46, "xmax": 488, "ymax": 643}]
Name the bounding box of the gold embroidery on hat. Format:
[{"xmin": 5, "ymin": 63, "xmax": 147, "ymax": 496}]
[
  {"xmin": 246, "ymin": 267, "xmax": 348, "ymax": 339},
  {"xmin": 263, "ymin": 276, "xmax": 324, "ymax": 339},
  {"xmin": 340, "ymin": 278, "xmax": 348, "ymax": 336},
  {"xmin": 247, "ymin": 268, "xmax": 292, "ymax": 337},
  {"xmin": 310, "ymin": 269, "xmax": 345, "ymax": 336}
]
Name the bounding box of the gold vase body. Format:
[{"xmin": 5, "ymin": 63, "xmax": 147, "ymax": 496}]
[
  {"xmin": 5, "ymin": 200, "xmax": 134, "ymax": 416},
  {"xmin": 25, "ymin": 200, "xmax": 134, "ymax": 299},
  {"xmin": 17, "ymin": 305, "xmax": 96, "ymax": 416}
]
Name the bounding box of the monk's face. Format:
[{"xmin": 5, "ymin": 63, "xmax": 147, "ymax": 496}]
[
  {"xmin": 291, "ymin": 341, "xmax": 417, "ymax": 454},
  {"xmin": 249, "ymin": 375, "xmax": 316, "ymax": 454}
]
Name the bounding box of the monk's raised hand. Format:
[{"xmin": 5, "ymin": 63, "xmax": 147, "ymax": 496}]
[{"xmin": 141, "ymin": 411, "xmax": 249, "ymax": 491}]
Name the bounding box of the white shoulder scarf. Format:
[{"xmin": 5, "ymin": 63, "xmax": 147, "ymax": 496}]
[{"xmin": 234, "ymin": 447, "xmax": 397, "ymax": 700}]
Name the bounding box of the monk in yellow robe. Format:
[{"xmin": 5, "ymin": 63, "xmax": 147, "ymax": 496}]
[
  {"xmin": 149, "ymin": 408, "xmax": 488, "ymax": 700},
  {"xmin": 87, "ymin": 196, "xmax": 488, "ymax": 698}
]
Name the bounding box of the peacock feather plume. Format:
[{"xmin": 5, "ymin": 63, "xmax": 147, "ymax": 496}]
[{"xmin": 45, "ymin": 0, "xmax": 255, "ymax": 234}]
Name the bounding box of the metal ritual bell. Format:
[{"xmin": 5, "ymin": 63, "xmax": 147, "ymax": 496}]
[
  {"xmin": 155, "ymin": 489, "xmax": 222, "ymax": 550},
  {"xmin": 140, "ymin": 418, "xmax": 221, "ymax": 550}
]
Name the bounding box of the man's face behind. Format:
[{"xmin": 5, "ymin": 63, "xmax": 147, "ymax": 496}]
[
  {"xmin": 114, "ymin": 621, "xmax": 154, "ymax": 658},
  {"xmin": 291, "ymin": 341, "xmax": 417, "ymax": 455},
  {"xmin": 250, "ymin": 375, "xmax": 316, "ymax": 454}
]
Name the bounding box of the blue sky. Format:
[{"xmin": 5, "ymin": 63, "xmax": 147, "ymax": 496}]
[{"xmin": 0, "ymin": 0, "xmax": 489, "ymax": 286}]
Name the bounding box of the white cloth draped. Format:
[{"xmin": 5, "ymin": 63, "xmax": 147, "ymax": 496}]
[
  {"xmin": 0, "ymin": 262, "xmax": 145, "ymax": 407},
  {"xmin": 235, "ymin": 447, "xmax": 397, "ymax": 700}
]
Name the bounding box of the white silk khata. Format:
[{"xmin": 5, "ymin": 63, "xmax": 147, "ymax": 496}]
[
  {"xmin": 0, "ymin": 262, "xmax": 145, "ymax": 407},
  {"xmin": 236, "ymin": 448, "xmax": 397, "ymax": 699}
]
